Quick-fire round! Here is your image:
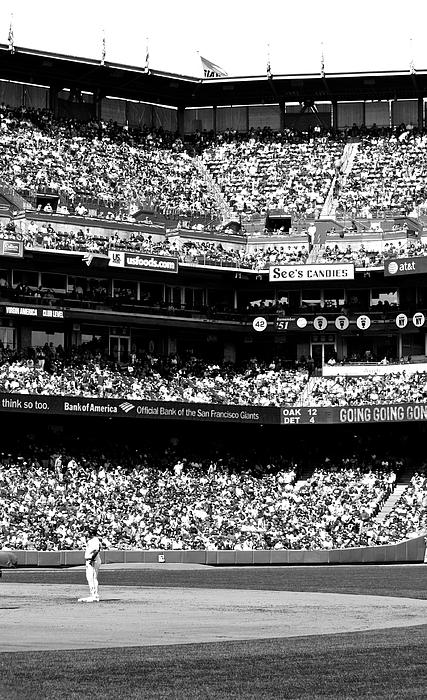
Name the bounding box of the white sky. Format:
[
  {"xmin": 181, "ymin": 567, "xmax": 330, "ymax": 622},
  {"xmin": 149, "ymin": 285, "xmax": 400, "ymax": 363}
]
[{"xmin": 0, "ymin": 0, "xmax": 426, "ymax": 79}]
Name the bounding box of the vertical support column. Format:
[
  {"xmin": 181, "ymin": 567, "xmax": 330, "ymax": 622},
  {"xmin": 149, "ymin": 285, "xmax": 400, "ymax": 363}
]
[
  {"xmin": 246, "ymin": 105, "xmax": 250, "ymax": 133},
  {"xmin": 233, "ymin": 288, "xmax": 238, "ymax": 310},
  {"xmin": 391, "ymin": 99, "xmax": 396, "ymax": 128},
  {"xmin": 94, "ymin": 89, "xmax": 103, "ymax": 122},
  {"xmin": 279, "ymin": 98, "xmax": 286, "ymax": 132},
  {"xmin": 332, "ymin": 100, "xmax": 338, "ymax": 131},
  {"xmin": 177, "ymin": 106, "xmax": 185, "ymax": 137},
  {"xmin": 49, "ymin": 86, "xmax": 59, "ymax": 117},
  {"xmin": 212, "ymin": 105, "xmax": 217, "ymax": 135},
  {"xmin": 362, "ymin": 101, "xmax": 366, "ymax": 127},
  {"xmin": 69, "ymin": 322, "xmax": 81, "ymax": 350},
  {"xmin": 418, "ymin": 97, "xmax": 424, "ymax": 130},
  {"xmin": 125, "ymin": 100, "xmax": 129, "ymax": 127}
]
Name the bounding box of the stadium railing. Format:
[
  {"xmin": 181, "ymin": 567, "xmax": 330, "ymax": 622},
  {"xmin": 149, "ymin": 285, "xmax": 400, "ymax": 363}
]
[{"xmin": 4, "ymin": 534, "xmax": 425, "ymax": 568}]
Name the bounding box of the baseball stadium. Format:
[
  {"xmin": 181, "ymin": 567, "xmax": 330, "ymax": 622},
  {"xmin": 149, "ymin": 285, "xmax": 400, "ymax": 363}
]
[{"xmin": 1, "ymin": 25, "xmax": 427, "ymax": 700}]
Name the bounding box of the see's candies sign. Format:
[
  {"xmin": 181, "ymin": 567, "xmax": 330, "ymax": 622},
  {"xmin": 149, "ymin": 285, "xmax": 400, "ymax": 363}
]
[
  {"xmin": 385, "ymin": 256, "xmax": 427, "ymax": 276},
  {"xmin": 269, "ymin": 264, "xmax": 354, "ymax": 282}
]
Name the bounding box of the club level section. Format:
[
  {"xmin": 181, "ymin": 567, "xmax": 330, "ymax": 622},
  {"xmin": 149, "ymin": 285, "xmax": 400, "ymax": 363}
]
[
  {"xmin": 2, "ymin": 394, "xmax": 427, "ymax": 425},
  {"xmin": 1, "ymin": 246, "xmax": 427, "ymax": 367}
]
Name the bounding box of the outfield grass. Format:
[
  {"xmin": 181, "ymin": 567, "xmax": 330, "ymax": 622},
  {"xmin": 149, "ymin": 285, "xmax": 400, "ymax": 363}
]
[
  {"xmin": 1, "ymin": 625, "xmax": 427, "ymax": 699},
  {"xmin": 3, "ymin": 563, "xmax": 427, "ymax": 600},
  {"xmin": 2, "ymin": 565, "xmax": 427, "ymax": 698}
]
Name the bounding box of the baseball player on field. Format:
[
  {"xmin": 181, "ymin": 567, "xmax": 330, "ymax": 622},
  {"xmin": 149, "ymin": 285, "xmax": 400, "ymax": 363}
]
[{"xmin": 78, "ymin": 526, "xmax": 101, "ymax": 602}]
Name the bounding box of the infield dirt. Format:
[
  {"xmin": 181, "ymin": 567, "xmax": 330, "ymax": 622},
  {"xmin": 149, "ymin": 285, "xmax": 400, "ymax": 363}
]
[{"xmin": 2, "ymin": 583, "xmax": 427, "ymax": 652}]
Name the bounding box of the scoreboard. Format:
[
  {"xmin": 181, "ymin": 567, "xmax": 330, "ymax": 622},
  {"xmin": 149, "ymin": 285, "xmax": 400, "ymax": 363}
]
[{"xmin": 281, "ymin": 404, "xmax": 427, "ymax": 425}]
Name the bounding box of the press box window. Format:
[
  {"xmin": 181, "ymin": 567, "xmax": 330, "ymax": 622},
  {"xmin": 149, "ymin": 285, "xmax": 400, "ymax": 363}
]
[
  {"xmin": 370, "ymin": 288, "xmax": 398, "ymax": 307},
  {"xmin": 31, "ymin": 331, "xmax": 64, "ymax": 348},
  {"xmin": 139, "ymin": 282, "xmax": 164, "ymax": 303},
  {"xmin": 12, "ymin": 270, "xmax": 39, "ymax": 288},
  {"xmin": 324, "ymin": 289, "xmax": 345, "ymax": 309},
  {"xmin": 0, "ymin": 327, "xmax": 16, "ymax": 349},
  {"xmin": 301, "ymin": 289, "xmax": 322, "ymax": 308},
  {"xmin": 184, "ymin": 288, "xmax": 204, "ymax": 309},
  {"xmin": 0, "ymin": 270, "xmax": 8, "ymax": 286},
  {"xmin": 40, "ymin": 273, "xmax": 67, "ymax": 292},
  {"xmin": 113, "ymin": 280, "xmax": 137, "ymax": 299}
]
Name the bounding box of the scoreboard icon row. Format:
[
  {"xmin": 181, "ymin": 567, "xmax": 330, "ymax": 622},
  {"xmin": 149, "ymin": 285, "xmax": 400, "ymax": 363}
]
[{"xmin": 272, "ymin": 313, "xmax": 426, "ymax": 332}]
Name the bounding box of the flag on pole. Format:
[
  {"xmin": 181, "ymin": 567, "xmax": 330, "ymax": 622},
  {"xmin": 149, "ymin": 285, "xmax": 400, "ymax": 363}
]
[
  {"xmin": 409, "ymin": 37, "xmax": 416, "ymax": 74},
  {"xmin": 200, "ymin": 56, "xmax": 227, "ymax": 78},
  {"xmin": 266, "ymin": 43, "xmax": 272, "ymax": 79},
  {"xmin": 145, "ymin": 38, "xmax": 150, "ymax": 73},
  {"xmin": 8, "ymin": 16, "xmax": 15, "ymax": 54},
  {"xmin": 320, "ymin": 42, "xmax": 325, "ymax": 78},
  {"xmin": 101, "ymin": 30, "xmax": 106, "ymax": 65}
]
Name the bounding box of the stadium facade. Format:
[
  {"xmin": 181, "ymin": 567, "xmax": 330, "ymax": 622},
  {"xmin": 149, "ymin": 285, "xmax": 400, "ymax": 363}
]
[{"xmin": 0, "ymin": 46, "xmax": 427, "ymax": 427}]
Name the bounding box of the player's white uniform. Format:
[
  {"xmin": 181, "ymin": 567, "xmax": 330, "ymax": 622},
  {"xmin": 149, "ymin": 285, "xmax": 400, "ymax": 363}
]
[{"xmin": 79, "ymin": 536, "xmax": 101, "ymax": 602}]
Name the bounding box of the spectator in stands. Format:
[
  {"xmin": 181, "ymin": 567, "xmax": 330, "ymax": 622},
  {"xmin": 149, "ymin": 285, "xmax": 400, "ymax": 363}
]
[
  {"xmin": 0, "ymin": 351, "xmax": 309, "ymax": 407},
  {"xmin": 0, "ymin": 448, "xmax": 396, "ymax": 551}
]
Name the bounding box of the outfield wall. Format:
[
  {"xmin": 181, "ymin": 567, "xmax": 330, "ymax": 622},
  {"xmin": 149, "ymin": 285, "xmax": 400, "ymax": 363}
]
[{"xmin": 4, "ymin": 535, "xmax": 426, "ymax": 567}]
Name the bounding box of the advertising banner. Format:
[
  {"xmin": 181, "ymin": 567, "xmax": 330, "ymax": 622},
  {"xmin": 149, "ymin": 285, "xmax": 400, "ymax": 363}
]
[
  {"xmin": 0, "ymin": 394, "xmax": 280, "ymax": 424},
  {"xmin": 0, "ymin": 239, "xmax": 23, "ymax": 257},
  {"xmin": 269, "ymin": 263, "xmax": 354, "ymax": 282},
  {"xmin": 3, "ymin": 305, "xmax": 65, "ymax": 319},
  {"xmin": 384, "ymin": 256, "xmax": 427, "ymax": 277},
  {"xmin": 1, "ymin": 394, "xmax": 427, "ymax": 426},
  {"xmin": 108, "ymin": 251, "xmax": 178, "ymax": 273}
]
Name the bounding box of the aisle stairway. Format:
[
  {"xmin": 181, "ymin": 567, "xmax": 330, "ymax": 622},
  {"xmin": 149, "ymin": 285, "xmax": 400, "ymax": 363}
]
[
  {"xmin": 307, "ymin": 243, "xmax": 322, "ymax": 263},
  {"xmin": 0, "ymin": 179, "xmax": 35, "ymax": 212},
  {"xmin": 375, "ymin": 484, "xmax": 408, "ymax": 524},
  {"xmin": 325, "ymin": 141, "xmax": 360, "ymax": 218},
  {"xmin": 294, "ymin": 376, "xmax": 316, "ymax": 407},
  {"xmin": 195, "ymin": 156, "xmax": 233, "ymax": 221},
  {"xmin": 340, "ymin": 142, "xmax": 360, "ymax": 182},
  {"xmin": 320, "ymin": 176, "xmax": 336, "ymax": 218},
  {"xmin": 294, "ymin": 465, "xmax": 315, "ymax": 490}
]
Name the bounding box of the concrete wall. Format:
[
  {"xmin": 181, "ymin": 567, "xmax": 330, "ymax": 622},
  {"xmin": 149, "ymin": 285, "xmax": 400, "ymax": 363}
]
[{"xmin": 6, "ymin": 535, "xmax": 425, "ymax": 567}]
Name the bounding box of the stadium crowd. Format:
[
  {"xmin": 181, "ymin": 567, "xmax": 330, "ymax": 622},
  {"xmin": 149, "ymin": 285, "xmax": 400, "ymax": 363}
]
[
  {"xmin": 317, "ymin": 244, "xmax": 383, "ymax": 267},
  {"xmin": 0, "ymin": 351, "xmax": 308, "ymax": 407},
  {"xmin": 0, "ymin": 105, "xmax": 217, "ymax": 219},
  {"xmin": 335, "ymin": 132, "xmax": 427, "ymax": 218},
  {"xmin": 309, "ymin": 372, "xmax": 427, "ymax": 406},
  {"xmin": 202, "ymin": 132, "xmax": 344, "ymax": 219},
  {"xmin": 2, "ymin": 106, "xmax": 427, "ymax": 228},
  {"xmin": 376, "ymin": 471, "xmax": 427, "ymax": 541},
  {"xmin": 0, "ymin": 448, "xmax": 400, "ymax": 551},
  {"xmin": 0, "ymin": 220, "xmax": 309, "ymax": 270},
  {"xmin": 2, "ymin": 345, "xmax": 427, "ymax": 408}
]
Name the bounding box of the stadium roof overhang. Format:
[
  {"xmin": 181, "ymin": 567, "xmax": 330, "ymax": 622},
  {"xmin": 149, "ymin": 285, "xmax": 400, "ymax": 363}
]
[{"xmin": 1, "ymin": 44, "xmax": 427, "ymax": 108}]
